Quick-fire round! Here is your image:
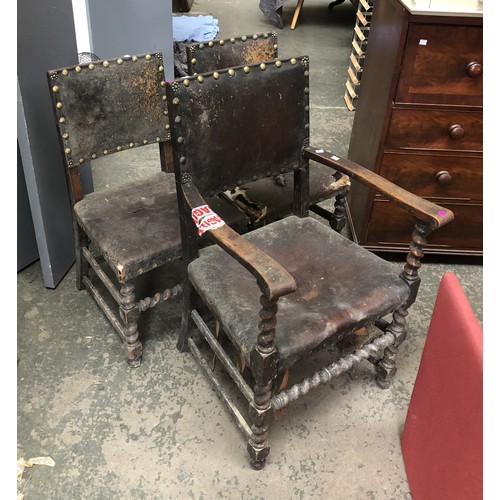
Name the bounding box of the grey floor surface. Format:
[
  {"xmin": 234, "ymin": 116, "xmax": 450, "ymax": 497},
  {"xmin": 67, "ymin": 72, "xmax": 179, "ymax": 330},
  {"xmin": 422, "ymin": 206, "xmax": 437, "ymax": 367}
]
[{"xmin": 17, "ymin": 1, "xmax": 484, "ymax": 498}]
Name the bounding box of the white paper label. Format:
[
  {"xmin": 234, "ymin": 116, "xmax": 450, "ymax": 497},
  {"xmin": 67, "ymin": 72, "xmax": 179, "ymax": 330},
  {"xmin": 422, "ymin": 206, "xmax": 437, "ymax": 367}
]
[{"xmin": 192, "ymin": 205, "xmax": 225, "ymax": 235}]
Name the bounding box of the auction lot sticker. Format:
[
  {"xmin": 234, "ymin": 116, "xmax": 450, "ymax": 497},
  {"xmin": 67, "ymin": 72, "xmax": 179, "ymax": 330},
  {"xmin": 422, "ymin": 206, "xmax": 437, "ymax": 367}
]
[{"xmin": 192, "ymin": 205, "xmax": 226, "ymax": 235}]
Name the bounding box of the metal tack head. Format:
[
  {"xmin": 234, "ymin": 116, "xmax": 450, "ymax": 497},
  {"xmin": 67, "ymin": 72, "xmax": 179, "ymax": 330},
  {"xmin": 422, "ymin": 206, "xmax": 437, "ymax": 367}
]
[
  {"xmin": 260, "ymin": 63, "xmax": 266, "ymax": 71},
  {"xmin": 183, "ymin": 79, "xmax": 190, "ymax": 87},
  {"xmin": 197, "ymin": 75, "xmax": 204, "ymax": 83},
  {"xmin": 208, "ymin": 41, "xmax": 214, "ymax": 47},
  {"xmin": 228, "ymin": 69, "xmax": 235, "ymax": 77},
  {"xmin": 219, "ymin": 39, "xmax": 225, "ymax": 46},
  {"xmin": 275, "ymin": 60, "xmax": 282, "ymax": 68},
  {"xmin": 291, "ymin": 58, "xmax": 297, "ymax": 65},
  {"xmin": 244, "ymin": 66, "xmax": 250, "ymax": 74},
  {"xmin": 52, "ymin": 85, "xmax": 60, "ymax": 93},
  {"xmin": 145, "ymin": 54, "xmax": 152, "ymax": 60},
  {"xmin": 213, "ymin": 71, "xmax": 220, "ymax": 80},
  {"xmin": 62, "ymin": 69, "xmax": 69, "ymax": 76},
  {"xmin": 103, "ymin": 60, "xmax": 110, "ymax": 67}
]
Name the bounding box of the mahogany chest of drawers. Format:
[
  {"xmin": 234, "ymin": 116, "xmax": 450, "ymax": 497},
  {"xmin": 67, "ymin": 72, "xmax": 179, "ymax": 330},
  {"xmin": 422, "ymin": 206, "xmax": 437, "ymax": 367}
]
[{"xmin": 347, "ymin": 0, "xmax": 483, "ymax": 256}]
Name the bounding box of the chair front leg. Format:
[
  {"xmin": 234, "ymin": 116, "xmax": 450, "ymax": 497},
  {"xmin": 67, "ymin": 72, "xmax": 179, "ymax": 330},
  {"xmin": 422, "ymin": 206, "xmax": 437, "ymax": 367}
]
[
  {"xmin": 247, "ymin": 294, "xmax": 279, "ymax": 470},
  {"xmin": 375, "ymin": 306, "xmax": 408, "ymax": 388},
  {"xmin": 119, "ymin": 283, "xmax": 143, "ymax": 367},
  {"xmin": 376, "ymin": 220, "xmax": 431, "ymax": 388}
]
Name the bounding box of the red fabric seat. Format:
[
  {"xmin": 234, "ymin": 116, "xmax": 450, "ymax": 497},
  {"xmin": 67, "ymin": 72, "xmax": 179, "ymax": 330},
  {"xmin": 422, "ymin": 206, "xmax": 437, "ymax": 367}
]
[{"xmin": 401, "ymin": 272, "xmax": 482, "ymax": 500}]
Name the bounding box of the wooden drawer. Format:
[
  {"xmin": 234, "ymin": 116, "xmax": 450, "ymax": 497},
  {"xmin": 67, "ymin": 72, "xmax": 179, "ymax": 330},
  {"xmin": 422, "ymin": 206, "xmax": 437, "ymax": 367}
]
[
  {"xmin": 395, "ymin": 24, "xmax": 483, "ymax": 106},
  {"xmin": 378, "ymin": 152, "xmax": 482, "ymax": 202},
  {"xmin": 364, "ymin": 200, "xmax": 482, "ymax": 254},
  {"xmin": 386, "ymin": 108, "xmax": 482, "ymax": 152}
]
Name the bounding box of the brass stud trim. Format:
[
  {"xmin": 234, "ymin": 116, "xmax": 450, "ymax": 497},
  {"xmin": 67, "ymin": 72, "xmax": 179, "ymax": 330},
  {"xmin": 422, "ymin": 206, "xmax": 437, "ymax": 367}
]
[
  {"xmin": 62, "ymin": 133, "xmax": 69, "ymax": 140},
  {"xmin": 117, "ymin": 146, "xmax": 122, "ymax": 151},
  {"xmin": 275, "ymin": 60, "xmax": 282, "ymax": 68},
  {"xmin": 213, "ymin": 71, "xmax": 220, "ymax": 80},
  {"xmin": 241, "ymin": 35, "xmax": 247, "ymax": 41},
  {"xmin": 197, "ymin": 75, "xmax": 204, "ymax": 83},
  {"xmin": 219, "ymin": 40, "xmax": 225, "ymax": 46},
  {"xmin": 208, "ymin": 41, "xmax": 214, "ymax": 47},
  {"xmin": 253, "ymin": 34, "xmax": 258, "ymax": 40},
  {"xmin": 143, "ymin": 140, "xmax": 149, "ymax": 145},
  {"xmin": 129, "ymin": 143, "xmax": 134, "ymax": 148},
  {"xmin": 103, "ymin": 150, "xmax": 108, "ymax": 155},
  {"xmin": 52, "ymin": 85, "xmax": 60, "ymax": 93},
  {"xmin": 56, "ymin": 102, "xmax": 63, "ymax": 109},
  {"xmin": 132, "ymin": 55, "xmax": 138, "ymax": 62},
  {"xmin": 228, "ymin": 69, "xmax": 235, "ymax": 77},
  {"xmin": 103, "ymin": 60, "xmax": 110, "ymax": 67},
  {"xmin": 260, "ymin": 63, "xmax": 266, "ymax": 71},
  {"xmin": 89, "ymin": 63, "xmax": 95, "ymax": 70},
  {"xmin": 145, "ymin": 54, "xmax": 152, "ymax": 60},
  {"xmin": 64, "ymin": 147, "xmax": 71, "ymax": 154},
  {"xmin": 158, "ymin": 65, "xmax": 164, "ymax": 72},
  {"xmin": 230, "ymin": 38, "xmax": 235, "ymax": 43},
  {"xmin": 79, "ymin": 158, "xmax": 84, "ymax": 164},
  {"xmin": 243, "ymin": 66, "xmax": 250, "ymax": 74},
  {"xmin": 172, "ymin": 97, "xmax": 180, "ymax": 105},
  {"xmin": 117, "ymin": 58, "xmax": 123, "ymax": 65},
  {"xmin": 191, "ymin": 58, "xmax": 196, "ymax": 65},
  {"xmin": 183, "ymin": 79, "xmax": 190, "ymax": 87},
  {"xmin": 91, "ymin": 153, "xmax": 97, "ymax": 159},
  {"xmin": 62, "ymin": 69, "xmax": 69, "ymax": 76},
  {"xmin": 291, "ymin": 58, "xmax": 297, "ymax": 65},
  {"xmin": 59, "ymin": 117, "xmax": 65, "ymax": 124},
  {"xmin": 161, "ymin": 81, "xmax": 166, "ymax": 87}
]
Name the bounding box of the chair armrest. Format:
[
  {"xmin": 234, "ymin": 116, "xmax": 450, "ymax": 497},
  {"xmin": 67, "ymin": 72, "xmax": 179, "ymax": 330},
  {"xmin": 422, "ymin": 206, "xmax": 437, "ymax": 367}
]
[
  {"xmin": 303, "ymin": 146, "xmax": 454, "ymax": 230},
  {"xmin": 182, "ymin": 183, "xmax": 297, "ymax": 301}
]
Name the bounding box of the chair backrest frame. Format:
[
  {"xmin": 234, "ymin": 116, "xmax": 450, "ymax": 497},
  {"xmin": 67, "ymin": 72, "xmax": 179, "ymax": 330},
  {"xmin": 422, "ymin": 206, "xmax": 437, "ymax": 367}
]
[
  {"xmin": 47, "ymin": 52, "xmax": 170, "ymax": 204},
  {"xmin": 186, "ymin": 32, "xmax": 278, "ymax": 75},
  {"xmin": 167, "ymin": 56, "xmax": 311, "ymax": 199}
]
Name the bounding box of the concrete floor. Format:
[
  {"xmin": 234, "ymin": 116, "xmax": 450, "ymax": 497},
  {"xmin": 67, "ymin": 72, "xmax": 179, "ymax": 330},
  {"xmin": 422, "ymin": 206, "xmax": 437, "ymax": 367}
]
[{"xmin": 17, "ymin": 1, "xmax": 484, "ymax": 498}]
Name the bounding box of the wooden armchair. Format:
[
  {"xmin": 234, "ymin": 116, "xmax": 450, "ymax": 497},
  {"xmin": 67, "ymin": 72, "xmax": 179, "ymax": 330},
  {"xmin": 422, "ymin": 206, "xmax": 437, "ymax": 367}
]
[{"xmin": 166, "ymin": 56, "xmax": 454, "ymax": 469}]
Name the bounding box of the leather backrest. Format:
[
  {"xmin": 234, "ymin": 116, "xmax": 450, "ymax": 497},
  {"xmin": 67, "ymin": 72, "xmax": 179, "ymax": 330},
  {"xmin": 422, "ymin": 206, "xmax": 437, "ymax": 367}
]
[
  {"xmin": 167, "ymin": 56, "xmax": 310, "ymax": 197},
  {"xmin": 47, "ymin": 53, "xmax": 170, "ymax": 169},
  {"xmin": 186, "ymin": 32, "xmax": 278, "ymax": 75}
]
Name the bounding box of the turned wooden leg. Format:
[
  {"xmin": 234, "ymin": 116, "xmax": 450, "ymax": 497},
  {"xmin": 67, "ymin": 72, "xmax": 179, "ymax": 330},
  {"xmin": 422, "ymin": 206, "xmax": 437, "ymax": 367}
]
[
  {"xmin": 119, "ymin": 283, "xmax": 143, "ymax": 367},
  {"xmin": 375, "ymin": 307, "xmax": 408, "ymax": 389},
  {"xmin": 330, "ymin": 193, "xmax": 347, "ymax": 232},
  {"xmin": 247, "ymin": 294, "xmax": 278, "ymax": 470},
  {"xmin": 75, "ymin": 225, "xmax": 90, "ymax": 291}
]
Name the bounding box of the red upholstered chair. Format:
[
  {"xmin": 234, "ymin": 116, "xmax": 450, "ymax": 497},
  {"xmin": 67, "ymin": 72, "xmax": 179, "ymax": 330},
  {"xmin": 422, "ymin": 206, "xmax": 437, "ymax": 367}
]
[{"xmin": 401, "ymin": 272, "xmax": 482, "ymax": 500}]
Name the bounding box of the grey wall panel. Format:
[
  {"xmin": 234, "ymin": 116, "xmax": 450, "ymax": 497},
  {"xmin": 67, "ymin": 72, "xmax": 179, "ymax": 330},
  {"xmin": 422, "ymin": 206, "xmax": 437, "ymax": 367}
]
[
  {"xmin": 17, "ymin": 144, "xmax": 39, "ymax": 272},
  {"xmin": 87, "ymin": 0, "xmax": 174, "ymax": 79},
  {"xmin": 17, "ymin": 0, "xmax": 79, "ymax": 288}
]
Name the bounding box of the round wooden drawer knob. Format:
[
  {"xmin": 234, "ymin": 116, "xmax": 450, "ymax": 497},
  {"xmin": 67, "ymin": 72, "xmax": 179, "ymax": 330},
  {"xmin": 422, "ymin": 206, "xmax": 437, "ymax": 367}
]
[
  {"xmin": 466, "ymin": 61, "xmax": 482, "ymax": 78},
  {"xmin": 448, "ymin": 124, "xmax": 465, "ymax": 140},
  {"xmin": 436, "ymin": 170, "xmax": 453, "ymax": 186}
]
